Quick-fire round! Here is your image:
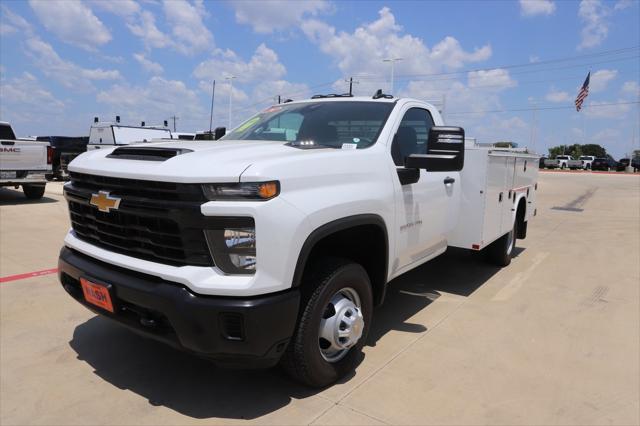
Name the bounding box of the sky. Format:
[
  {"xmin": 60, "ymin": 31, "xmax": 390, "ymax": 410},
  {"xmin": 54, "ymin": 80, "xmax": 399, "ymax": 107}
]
[{"xmin": 0, "ymin": 0, "xmax": 639, "ymax": 158}]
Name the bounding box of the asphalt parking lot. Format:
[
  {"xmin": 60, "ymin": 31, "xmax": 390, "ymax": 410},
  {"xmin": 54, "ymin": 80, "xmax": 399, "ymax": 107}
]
[{"xmin": 1, "ymin": 172, "xmax": 639, "ymax": 425}]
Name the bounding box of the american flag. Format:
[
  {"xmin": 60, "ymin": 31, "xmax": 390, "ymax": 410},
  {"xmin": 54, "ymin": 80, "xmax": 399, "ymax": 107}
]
[{"xmin": 575, "ymin": 72, "xmax": 590, "ymax": 112}]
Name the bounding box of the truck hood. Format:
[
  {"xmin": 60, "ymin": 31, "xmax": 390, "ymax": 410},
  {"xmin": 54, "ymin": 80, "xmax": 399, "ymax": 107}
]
[{"xmin": 68, "ymin": 140, "xmax": 340, "ymax": 183}]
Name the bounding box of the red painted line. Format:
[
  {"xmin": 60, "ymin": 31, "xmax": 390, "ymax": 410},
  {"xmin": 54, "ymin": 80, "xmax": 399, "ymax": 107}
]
[{"xmin": 0, "ymin": 268, "xmax": 58, "ymax": 283}]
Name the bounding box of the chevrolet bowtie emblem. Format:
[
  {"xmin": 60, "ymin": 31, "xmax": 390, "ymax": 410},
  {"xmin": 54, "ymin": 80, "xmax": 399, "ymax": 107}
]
[{"xmin": 90, "ymin": 191, "xmax": 121, "ymax": 213}]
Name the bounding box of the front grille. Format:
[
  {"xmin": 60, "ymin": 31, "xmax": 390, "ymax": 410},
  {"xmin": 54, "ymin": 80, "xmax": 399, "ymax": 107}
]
[
  {"xmin": 68, "ymin": 172, "xmax": 204, "ymax": 201},
  {"xmin": 65, "ymin": 173, "xmax": 213, "ymax": 266}
]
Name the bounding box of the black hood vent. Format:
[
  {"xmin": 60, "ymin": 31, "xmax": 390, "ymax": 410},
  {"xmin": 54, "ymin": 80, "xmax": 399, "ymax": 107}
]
[{"xmin": 107, "ymin": 146, "xmax": 193, "ymax": 161}]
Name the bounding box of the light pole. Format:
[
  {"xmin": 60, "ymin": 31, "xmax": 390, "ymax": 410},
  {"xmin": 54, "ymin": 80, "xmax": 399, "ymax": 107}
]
[
  {"xmin": 225, "ymin": 75, "xmax": 236, "ymax": 129},
  {"xmin": 382, "ymin": 57, "xmax": 402, "ymax": 94}
]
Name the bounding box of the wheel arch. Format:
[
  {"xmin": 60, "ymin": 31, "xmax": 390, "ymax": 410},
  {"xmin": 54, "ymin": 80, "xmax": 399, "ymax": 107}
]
[
  {"xmin": 292, "ymin": 214, "xmax": 389, "ymax": 306},
  {"xmin": 514, "ymin": 195, "xmax": 527, "ymax": 239}
]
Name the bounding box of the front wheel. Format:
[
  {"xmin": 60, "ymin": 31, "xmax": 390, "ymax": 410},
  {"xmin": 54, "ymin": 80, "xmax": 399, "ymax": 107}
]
[
  {"xmin": 281, "ymin": 259, "xmax": 373, "ymax": 387},
  {"xmin": 485, "ymin": 221, "xmax": 517, "ymax": 267},
  {"xmin": 23, "ymin": 184, "xmax": 45, "ymax": 199}
]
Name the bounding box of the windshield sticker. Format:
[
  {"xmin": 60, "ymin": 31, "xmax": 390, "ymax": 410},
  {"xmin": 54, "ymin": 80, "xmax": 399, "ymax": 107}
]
[
  {"xmin": 353, "ymin": 138, "xmax": 360, "ymax": 143},
  {"xmin": 341, "ymin": 143, "xmax": 358, "ymax": 150},
  {"xmin": 235, "ymin": 116, "xmax": 261, "ymax": 133}
]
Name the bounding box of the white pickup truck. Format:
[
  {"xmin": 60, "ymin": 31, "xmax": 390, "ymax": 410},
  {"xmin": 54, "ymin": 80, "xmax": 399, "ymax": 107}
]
[
  {"xmin": 58, "ymin": 95, "xmax": 538, "ymax": 387},
  {"xmin": 0, "ymin": 121, "xmax": 51, "ymax": 199},
  {"xmin": 86, "ymin": 117, "xmax": 172, "ymax": 151},
  {"xmin": 579, "ymin": 155, "xmax": 596, "ymax": 170}
]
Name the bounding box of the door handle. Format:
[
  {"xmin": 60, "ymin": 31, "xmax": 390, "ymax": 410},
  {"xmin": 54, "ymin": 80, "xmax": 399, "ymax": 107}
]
[{"xmin": 443, "ymin": 177, "xmax": 455, "ymax": 185}]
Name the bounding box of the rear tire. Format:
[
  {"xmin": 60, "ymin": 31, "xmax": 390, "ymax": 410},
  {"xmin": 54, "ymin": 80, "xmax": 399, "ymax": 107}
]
[
  {"xmin": 281, "ymin": 258, "xmax": 373, "ymax": 388},
  {"xmin": 485, "ymin": 221, "xmax": 517, "ymax": 267},
  {"xmin": 22, "ymin": 184, "xmax": 45, "ymax": 199}
]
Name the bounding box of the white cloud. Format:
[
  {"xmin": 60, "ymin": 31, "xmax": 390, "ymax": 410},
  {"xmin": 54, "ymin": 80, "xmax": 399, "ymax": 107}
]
[
  {"xmin": 90, "ymin": 0, "xmax": 141, "ymax": 17},
  {"xmin": 590, "ymin": 69, "xmax": 617, "ymax": 92},
  {"xmin": 614, "ymin": 0, "xmax": 633, "ymax": 10},
  {"xmin": 163, "ymin": 0, "xmax": 213, "ymax": 55},
  {"xmin": 621, "ymin": 81, "xmax": 640, "ymax": 97},
  {"xmin": 127, "ymin": 10, "xmax": 172, "ymax": 50},
  {"xmin": 0, "ymin": 5, "xmax": 34, "ymax": 36},
  {"xmin": 302, "ymin": 7, "xmax": 491, "ymax": 90},
  {"xmin": 133, "ymin": 53, "xmax": 164, "ymax": 74},
  {"xmin": 125, "ymin": 1, "xmax": 213, "ymax": 55},
  {"xmin": 96, "ymin": 76, "xmax": 205, "ymax": 129},
  {"xmin": 231, "ymin": 0, "xmax": 331, "ymax": 34},
  {"xmin": 545, "ymin": 90, "xmax": 572, "ymax": 103},
  {"xmin": 25, "ymin": 37, "xmax": 121, "ymax": 91},
  {"xmin": 1, "ymin": 72, "xmax": 64, "ymax": 110},
  {"xmin": 193, "ymin": 44, "xmax": 310, "ymax": 126},
  {"xmin": 584, "ymin": 99, "xmax": 631, "ymax": 118},
  {"xmin": 28, "ymin": 0, "xmax": 111, "ymax": 51},
  {"xmin": 193, "ymin": 44, "xmax": 286, "ymax": 83},
  {"xmin": 467, "ymin": 69, "xmax": 516, "ymax": 90},
  {"xmin": 578, "ymin": 0, "xmax": 610, "ymax": 49},
  {"xmin": 519, "ymin": 0, "xmax": 556, "ymax": 16},
  {"xmin": 0, "ymin": 72, "xmax": 65, "ymax": 129}
]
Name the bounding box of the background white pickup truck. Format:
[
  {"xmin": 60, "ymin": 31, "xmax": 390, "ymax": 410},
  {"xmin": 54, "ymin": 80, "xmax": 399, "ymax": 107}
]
[
  {"xmin": 86, "ymin": 117, "xmax": 172, "ymax": 150},
  {"xmin": 579, "ymin": 155, "xmax": 596, "ymax": 169},
  {"xmin": 0, "ymin": 121, "xmax": 51, "ymax": 199},
  {"xmin": 58, "ymin": 95, "xmax": 538, "ymax": 387}
]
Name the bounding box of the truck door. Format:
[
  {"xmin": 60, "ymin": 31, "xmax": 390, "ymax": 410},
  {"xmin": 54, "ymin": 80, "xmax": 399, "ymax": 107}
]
[{"xmin": 390, "ymin": 107, "xmax": 459, "ymax": 272}]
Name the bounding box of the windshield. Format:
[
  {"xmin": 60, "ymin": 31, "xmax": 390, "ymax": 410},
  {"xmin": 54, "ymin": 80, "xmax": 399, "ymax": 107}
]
[
  {"xmin": 579, "ymin": 156, "xmax": 592, "ymax": 160},
  {"xmin": 222, "ymin": 101, "xmax": 395, "ymax": 149}
]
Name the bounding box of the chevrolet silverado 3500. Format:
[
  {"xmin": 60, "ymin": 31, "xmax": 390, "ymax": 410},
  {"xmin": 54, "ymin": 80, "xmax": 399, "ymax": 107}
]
[{"xmin": 59, "ymin": 95, "xmax": 538, "ymax": 387}]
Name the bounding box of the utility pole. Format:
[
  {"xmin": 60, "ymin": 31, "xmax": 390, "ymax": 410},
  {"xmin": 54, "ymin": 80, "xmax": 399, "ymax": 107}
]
[
  {"xmin": 529, "ymin": 99, "xmax": 538, "ymax": 153},
  {"xmin": 209, "ymin": 80, "xmax": 215, "ymax": 134},
  {"xmin": 382, "ymin": 57, "xmax": 402, "ymax": 94},
  {"xmin": 441, "ymin": 94, "xmax": 447, "ymax": 123},
  {"xmin": 169, "ymin": 115, "xmax": 178, "ymax": 132},
  {"xmin": 225, "ymin": 75, "xmax": 236, "ymax": 129},
  {"xmin": 344, "ymin": 77, "xmax": 359, "ymax": 95}
]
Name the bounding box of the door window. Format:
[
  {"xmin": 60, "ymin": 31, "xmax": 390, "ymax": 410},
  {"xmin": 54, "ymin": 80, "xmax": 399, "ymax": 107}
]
[{"xmin": 391, "ymin": 108, "xmax": 434, "ymax": 166}]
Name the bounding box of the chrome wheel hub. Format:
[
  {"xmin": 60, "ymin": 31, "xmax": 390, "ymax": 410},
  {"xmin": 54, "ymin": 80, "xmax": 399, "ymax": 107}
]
[{"xmin": 318, "ymin": 287, "xmax": 364, "ymax": 363}]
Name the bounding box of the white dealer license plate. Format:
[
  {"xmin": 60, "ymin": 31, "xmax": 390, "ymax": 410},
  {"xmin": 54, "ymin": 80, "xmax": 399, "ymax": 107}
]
[{"xmin": 0, "ymin": 172, "xmax": 16, "ymax": 179}]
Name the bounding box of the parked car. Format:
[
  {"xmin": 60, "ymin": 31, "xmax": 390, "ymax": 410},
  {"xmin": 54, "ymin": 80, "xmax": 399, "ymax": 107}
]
[
  {"xmin": 591, "ymin": 157, "xmax": 624, "ymax": 171},
  {"xmin": 58, "ymin": 95, "xmax": 538, "ymax": 387},
  {"xmin": 0, "ymin": 121, "xmax": 51, "ymax": 199},
  {"xmin": 618, "ymin": 158, "xmax": 639, "ymax": 171},
  {"xmin": 539, "ymin": 156, "xmax": 547, "ymax": 169},
  {"xmin": 36, "ymin": 136, "xmax": 88, "ymax": 180},
  {"xmin": 544, "ymin": 155, "xmax": 581, "ymax": 170},
  {"xmin": 579, "ymin": 155, "xmax": 596, "ymax": 170}
]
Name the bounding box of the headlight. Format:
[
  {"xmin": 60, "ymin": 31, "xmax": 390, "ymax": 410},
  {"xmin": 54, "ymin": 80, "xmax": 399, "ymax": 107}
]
[
  {"xmin": 202, "ymin": 181, "xmax": 279, "ymax": 201},
  {"xmin": 204, "ymin": 220, "xmax": 256, "ymax": 274}
]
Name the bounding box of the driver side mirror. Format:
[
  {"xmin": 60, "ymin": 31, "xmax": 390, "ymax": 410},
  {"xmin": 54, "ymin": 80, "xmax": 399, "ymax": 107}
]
[
  {"xmin": 404, "ymin": 126, "xmax": 465, "ymax": 172},
  {"xmin": 214, "ymin": 127, "xmax": 226, "ymax": 140}
]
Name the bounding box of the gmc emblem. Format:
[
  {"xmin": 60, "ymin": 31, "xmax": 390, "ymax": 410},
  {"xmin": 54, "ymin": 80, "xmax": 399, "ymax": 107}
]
[{"xmin": 1, "ymin": 147, "xmax": 21, "ymax": 153}]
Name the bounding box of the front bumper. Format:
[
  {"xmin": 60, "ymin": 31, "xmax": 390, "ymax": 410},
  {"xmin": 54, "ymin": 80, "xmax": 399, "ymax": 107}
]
[{"xmin": 58, "ymin": 246, "xmax": 300, "ymax": 368}]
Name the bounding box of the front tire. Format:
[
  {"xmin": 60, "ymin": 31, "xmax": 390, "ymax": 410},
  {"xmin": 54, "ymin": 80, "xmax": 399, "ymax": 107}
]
[
  {"xmin": 485, "ymin": 221, "xmax": 517, "ymax": 266},
  {"xmin": 281, "ymin": 259, "xmax": 373, "ymax": 388},
  {"xmin": 23, "ymin": 184, "xmax": 45, "ymax": 199}
]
